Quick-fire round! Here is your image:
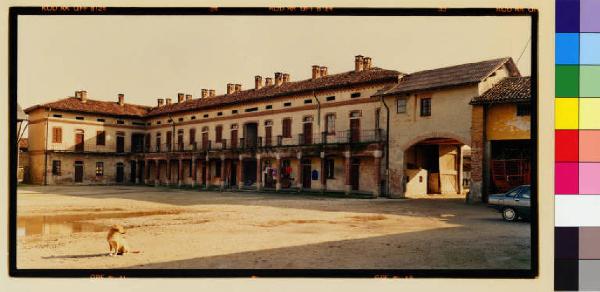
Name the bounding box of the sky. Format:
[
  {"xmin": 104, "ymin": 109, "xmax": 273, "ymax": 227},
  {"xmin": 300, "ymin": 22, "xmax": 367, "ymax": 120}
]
[{"xmin": 18, "ymin": 15, "xmax": 531, "ymax": 109}]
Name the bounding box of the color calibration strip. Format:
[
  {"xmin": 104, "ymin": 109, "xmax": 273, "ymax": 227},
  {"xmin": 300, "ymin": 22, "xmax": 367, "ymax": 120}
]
[{"xmin": 556, "ymin": 0, "xmax": 600, "ymax": 290}]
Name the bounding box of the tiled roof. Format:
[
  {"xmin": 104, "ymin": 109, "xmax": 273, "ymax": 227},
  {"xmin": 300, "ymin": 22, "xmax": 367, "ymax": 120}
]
[
  {"xmin": 24, "ymin": 97, "xmax": 151, "ymax": 118},
  {"xmin": 470, "ymin": 77, "xmax": 531, "ymax": 105},
  {"xmin": 145, "ymin": 67, "xmax": 401, "ymax": 117},
  {"xmin": 376, "ymin": 57, "xmax": 521, "ymax": 96}
]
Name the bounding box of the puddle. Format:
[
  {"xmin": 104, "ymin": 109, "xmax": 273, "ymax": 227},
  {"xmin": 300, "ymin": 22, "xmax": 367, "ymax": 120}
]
[{"xmin": 17, "ymin": 210, "xmax": 180, "ymax": 238}]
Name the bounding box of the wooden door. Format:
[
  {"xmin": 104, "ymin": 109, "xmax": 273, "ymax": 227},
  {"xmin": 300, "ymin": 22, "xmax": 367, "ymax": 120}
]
[
  {"xmin": 438, "ymin": 145, "xmax": 459, "ymax": 194},
  {"xmin": 75, "ymin": 133, "xmax": 84, "ymax": 152},
  {"xmin": 177, "ymin": 133, "xmax": 184, "ymax": 151},
  {"xmin": 350, "ymin": 119, "xmax": 360, "ymax": 143},
  {"xmin": 130, "ymin": 161, "xmax": 136, "ymax": 183},
  {"xmin": 230, "ymin": 130, "xmax": 238, "ymax": 148},
  {"xmin": 303, "ymin": 123, "xmax": 312, "ymax": 144},
  {"xmin": 302, "ymin": 160, "xmax": 311, "ymax": 189},
  {"xmin": 350, "ymin": 159, "xmax": 360, "ymax": 190},
  {"xmin": 74, "ymin": 161, "xmax": 83, "ymax": 182},
  {"xmin": 116, "ymin": 163, "xmax": 124, "ymax": 183},
  {"xmin": 265, "ymin": 126, "xmax": 272, "ymax": 146},
  {"xmin": 202, "ymin": 132, "xmax": 209, "ymax": 150},
  {"xmin": 116, "ymin": 136, "xmax": 125, "ymax": 153}
]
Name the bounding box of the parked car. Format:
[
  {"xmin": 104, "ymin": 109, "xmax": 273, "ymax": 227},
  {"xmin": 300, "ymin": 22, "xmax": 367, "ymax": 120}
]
[{"xmin": 488, "ymin": 185, "xmax": 531, "ymax": 221}]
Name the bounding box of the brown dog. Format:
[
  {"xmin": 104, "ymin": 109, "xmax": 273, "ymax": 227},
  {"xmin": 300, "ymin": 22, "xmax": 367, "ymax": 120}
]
[{"xmin": 106, "ymin": 224, "xmax": 140, "ymax": 256}]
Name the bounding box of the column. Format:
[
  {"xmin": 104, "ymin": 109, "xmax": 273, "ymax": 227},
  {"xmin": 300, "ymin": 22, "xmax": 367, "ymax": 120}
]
[
  {"xmin": 373, "ymin": 149, "xmax": 383, "ymax": 198},
  {"xmin": 220, "ymin": 155, "xmax": 226, "ymax": 190},
  {"xmin": 144, "ymin": 160, "xmax": 149, "ymax": 185},
  {"xmin": 191, "ymin": 158, "xmax": 197, "ymax": 188},
  {"xmin": 296, "ymin": 152, "xmax": 303, "ymax": 191},
  {"xmin": 201, "ymin": 159, "xmax": 206, "ymax": 189},
  {"xmin": 256, "ymin": 154, "xmax": 262, "ymax": 191},
  {"xmin": 275, "ymin": 153, "xmax": 281, "ymax": 191},
  {"xmin": 206, "ymin": 156, "xmax": 212, "ymax": 189},
  {"xmin": 177, "ymin": 159, "xmax": 183, "ymax": 187},
  {"xmin": 154, "ymin": 159, "xmax": 160, "ymax": 186},
  {"xmin": 238, "ymin": 155, "xmax": 244, "ymax": 190},
  {"xmin": 344, "ymin": 149, "xmax": 352, "ymax": 195},
  {"xmin": 166, "ymin": 159, "xmax": 171, "ymax": 186},
  {"xmin": 135, "ymin": 160, "xmax": 140, "ymax": 184},
  {"xmin": 320, "ymin": 151, "xmax": 327, "ymax": 193}
]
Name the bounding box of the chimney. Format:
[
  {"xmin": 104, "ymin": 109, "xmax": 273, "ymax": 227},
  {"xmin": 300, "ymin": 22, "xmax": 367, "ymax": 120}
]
[
  {"xmin": 235, "ymin": 84, "xmax": 242, "ymax": 92},
  {"xmin": 363, "ymin": 57, "xmax": 372, "ymax": 70},
  {"xmin": 227, "ymin": 83, "xmax": 235, "ymax": 94},
  {"xmin": 117, "ymin": 93, "xmax": 125, "ymax": 106},
  {"xmin": 320, "ymin": 66, "xmax": 328, "ymax": 77},
  {"xmin": 209, "ymin": 89, "xmax": 216, "ymax": 97},
  {"xmin": 265, "ymin": 77, "xmax": 273, "ymax": 86},
  {"xmin": 255, "ymin": 75, "xmax": 263, "ymax": 89},
  {"xmin": 157, "ymin": 98, "xmax": 164, "ymax": 107},
  {"xmin": 166, "ymin": 98, "xmax": 172, "ymax": 105},
  {"xmin": 312, "ymin": 65, "xmax": 321, "ymax": 79},
  {"xmin": 355, "ymin": 55, "xmax": 364, "ymax": 72},
  {"xmin": 282, "ymin": 73, "xmax": 290, "ymax": 83},
  {"xmin": 177, "ymin": 93, "xmax": 184, "ymax": 103},
  {"xmin": 201, "ymin": 89, "xmax": 208, "ymax": 98},
  {"xmin": 274, "ymin": 72, "xmax": 283, "ymax": 86},
  {"xmin": 186, "ymin": 94, "xmax": 192, "ymax": 102},
  {"xmin": 76, "ymin": 90, "xmax": 88, "ymax": 103}
]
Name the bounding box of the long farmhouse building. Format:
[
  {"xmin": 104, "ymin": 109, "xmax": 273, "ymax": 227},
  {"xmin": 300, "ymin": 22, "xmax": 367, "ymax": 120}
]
[{"xmin": 24, "ymin": 55, "xmax": 530, "ymax": 200}]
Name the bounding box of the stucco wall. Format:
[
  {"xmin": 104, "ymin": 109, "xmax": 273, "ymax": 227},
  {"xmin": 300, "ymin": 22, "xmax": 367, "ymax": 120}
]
[{"xmin": 486, "ymin": 103, "xmax": 531, "ymax": 140}]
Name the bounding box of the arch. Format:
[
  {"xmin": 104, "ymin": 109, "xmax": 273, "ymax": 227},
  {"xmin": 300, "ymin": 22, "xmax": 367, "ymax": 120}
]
[{"xmin": 400, "ymin": 131, "xmax": 470, "ymax": 152}]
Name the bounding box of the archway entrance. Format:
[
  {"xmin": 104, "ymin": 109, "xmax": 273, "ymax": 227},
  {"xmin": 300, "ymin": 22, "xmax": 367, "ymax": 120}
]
[{"xmin": 404, "ymin": 137, "xmax": 470, "ymax": 196}]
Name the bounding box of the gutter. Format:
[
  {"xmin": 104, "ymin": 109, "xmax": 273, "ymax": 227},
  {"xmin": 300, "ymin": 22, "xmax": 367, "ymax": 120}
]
[
  {"xmin": 313, "ymin": 91, "xmax": 321, "ymax": 129},
  {"xmin": 379, "ymin": 96, "xmax": 390, "ymax": 197},
  {"xmin": 44, "ymin": 108, "xmax": 51, "ymax": 185}
]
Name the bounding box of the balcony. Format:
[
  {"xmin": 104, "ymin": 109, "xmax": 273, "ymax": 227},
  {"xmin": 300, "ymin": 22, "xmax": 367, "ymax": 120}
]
[{"xmin": 47, "ymin": 144, "xmax": 133, "ymax": 154}]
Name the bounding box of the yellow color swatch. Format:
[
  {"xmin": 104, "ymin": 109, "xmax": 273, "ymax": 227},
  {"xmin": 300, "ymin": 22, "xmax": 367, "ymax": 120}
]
[
  {"xmin": 580, "ymin": 98, "xmax": 600, "ymax": 129},
  {"xmin": 555, "ymin": 98, "xmax": 579, "ymax": 129}
]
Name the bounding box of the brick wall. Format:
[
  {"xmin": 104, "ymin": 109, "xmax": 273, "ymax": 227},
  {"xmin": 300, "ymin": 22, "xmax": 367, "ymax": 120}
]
[{"xmin": 469, "ymin": 105, "xmax": 484, "ymax": 202}]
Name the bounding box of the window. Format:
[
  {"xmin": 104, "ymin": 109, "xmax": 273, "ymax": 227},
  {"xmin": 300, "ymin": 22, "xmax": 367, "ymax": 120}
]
[
  {"xmin": 517, "ymin": 104, "xmax": 531, "ymax": 116},
  {"xmin": 97, "ymin": 118, "xmax": 105, "ymax": 122},
  {"xmin": 217, "ymin": 112, "xmax": 223, "ymax": 116},
  {"xmin": 52, "ymin": 114, "xmax": 62, "ymax": 118},
  {"xmin": 189, "ymin": 128, "xmax": 196, "ymax": 144},
  {"xmin": 303, "ymin": 116, "xmax": 314, "ymax": 123},
  {"xmin": 326, "ymin": 96, "xmax": 335, "ymax": 101},
  {"xmin": 397, "ymin": 98, "xmax": 407, "ymax": 113},
  {"xmin": 304, "ymin": 99, "xmax": 313, "ymax": 104},
  {"xmin": 178, "ymin": 117, "xmax": 184, "ymax": 122},
  {"xmin": 132, "ymin": 121, "xmax": 146, "ymax": 126},
  {"xmin": 349, "ymin": 111, "xmax": 361, "ymax": 118},
  {"xmin": 52, "ymin": 127, "xmax": 62, "ymax": 143},
  {"xmin": 420, "ymin": 98, "xmax": 432, "ymax": 117},
  {"xmin": 216, "ymin": 125, "xmax": 223, "ymax": 142},
  {"xmin": 52, "ymin": 160, "xmax": 61, "ymax": 175},
  {"xmin": 232, "ymin": 110, "xmax": 238, "ymax": 114},
  {"xmin": 117, "ymin": 120, "xmax": 125, "ymax": 124},
  {"xmin": 75, "ymin": 116, "xmax": 84, "ymax": 120},
  {"xmin": 191, "ymin": 116, "xmax": 196, "ymax": 120},
  {"xmin": 325, "ymin": 159, "xmax": 335, "ymax": 179},
  {"xmin": 266, "ymin": 105, "xmax": 273, "ymax": 110},
  {"xmin": 203, "ymin": 114, "xmax": 209, "ymax": 118},
  {"xmin": 96, "ymin": 131, "xmax": 106, "ymax": 146},
  {"xmin": 96, "ymin": 162, "xmax": 104, "ymax": 176},
  {"xmin": 284, "ymin": 102, "xmax": 292, "ymax": 107},
  {"xmin": 351, "ymin": 92, "xmax": 361, "ymax": 98},
  {"xmin": 245, "ymin": 107, "xmax": 258, "ymax": 113},
  {"xmin": 325, "ymin": 114, "xmax": 336, "ymax": 134},
  {"xmin": 375, "ymin": 108, "xmax": 381, "ymax": 129},
  {"xmin": 167, "ymin": 119, "xmax": 173, "ymax": 123},
  {"xmin": 215, "ymin": 160, "xmax": 222, "ymax": 177},
  {"xmin": 157, "ymin": 121, "xmax": 162, "ymax": 125},
  {"xmin": 282, "ymin": 118, "xmax": 292, "ymax": 138}
]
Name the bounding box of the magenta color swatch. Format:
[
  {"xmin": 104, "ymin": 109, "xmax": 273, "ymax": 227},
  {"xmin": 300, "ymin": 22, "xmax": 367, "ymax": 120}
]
[
  {"xmin": 556, "ymin": 163, "xmax": 579, "ymax": 194},
  {"xmin": 581, "ymin": 0, "xmax": 600, "ymax": 32},
  {"xmin": 579, "ymin": 163, "xmax": 600, "ymax": 194}
]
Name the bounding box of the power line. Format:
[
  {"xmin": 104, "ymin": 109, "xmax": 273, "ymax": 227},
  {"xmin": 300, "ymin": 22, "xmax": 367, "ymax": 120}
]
[{"xmin": 516, "ymin": 36, "xmax": 531, "ymax": 66}]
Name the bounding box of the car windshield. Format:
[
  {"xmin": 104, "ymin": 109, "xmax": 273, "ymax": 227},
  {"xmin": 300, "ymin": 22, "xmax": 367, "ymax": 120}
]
[
  {"xmin": 505, "ymin": 187, "xmax": 522, "ymax": 197},
  {"xmin": 520, "ymin": 187, "xmax": 531, "ymax": 199}
]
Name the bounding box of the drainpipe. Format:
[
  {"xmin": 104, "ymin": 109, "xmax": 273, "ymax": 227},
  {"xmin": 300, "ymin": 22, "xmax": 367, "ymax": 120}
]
[
  {"xmin": 44, "ymin": 108, "xmax": 51, "ymax": 185},
  {"xmin": 168, "ymin": 113, "xmax": 175, "ymax": 152},
  {"xmin": 379, "ymin": 95, "xmax": 390, "ymax": 197},
  {"xmin": 313, "ymin": 91, "xmax": 321, "ymax": 128}
]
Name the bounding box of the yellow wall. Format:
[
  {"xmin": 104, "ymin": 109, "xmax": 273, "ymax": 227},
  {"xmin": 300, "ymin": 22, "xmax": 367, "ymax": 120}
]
[{"xmin": 486, "ymin": 103, "xmax": 531, "ymax": 140}]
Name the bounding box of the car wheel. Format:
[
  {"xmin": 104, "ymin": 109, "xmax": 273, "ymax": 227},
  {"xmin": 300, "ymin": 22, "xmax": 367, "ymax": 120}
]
[{"xmin": 502, "ymin": 207, "xmax": 518, "ymax": 222}]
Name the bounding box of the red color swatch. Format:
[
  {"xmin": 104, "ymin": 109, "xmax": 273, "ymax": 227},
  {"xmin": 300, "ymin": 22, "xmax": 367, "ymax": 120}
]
[{"xmin": 556, "ymin": 130, "xmax": 579, "ymax": 162}]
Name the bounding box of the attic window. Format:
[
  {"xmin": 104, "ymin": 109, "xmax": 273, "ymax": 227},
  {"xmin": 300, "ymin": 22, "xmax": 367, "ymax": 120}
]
[
  {"xmin": 245, "ymin": 107, "xmax": 258, "ymax": 113},
  {"xmin": 178, "ymin": 118, "xmax": 184, "ymax": 122},
  {"xmin": 53, "ymin": 114, "xmax": 63, "ymax": 118},
  {"xmin": 284, "ymin": 102, "xmax": 292, "ymax": 107},
  {"xmin": 97, "ymin": 118, "xmax": 105, "ymax": 122},
  {"xmin": 350, "ymin": 92, "xmax": 361, "ymax": 98},
  {"xmin": 117, "ymin": 120, "xmax": 125, "ymax": 124},
  {"xmin": 326, "ymin": 96, "xmax": 335, "ymax": 101},
  {"xmin": 146, "ymin": 122, "xmax": 151, "ymax": 126},
  {"xmin": 167, "ymin": 119, "xmax": 173, "ymax": 123},
  {"xmin": 232, "ymin": 110, "xmax": 238, "ymax": 114},
  {"xmin": 266, "ymin": 105, "xmax": 273, "ymax": 110},
  {"xmin": 132, "ymin": 121, "xmax": 146, "ymax": 126},
  {"xmin": 490, "ymin": 72, "xmax": 497, "ymax": 77},
  {"xmin": 75, "ymin": 116, "xmax": 84, "ymax": 120},
  {"xmin": 157, "ymin": 121, "xmax": 162, "ymax": 125},
  {"xmin": 203, "ymin": 114, "xmax": 209, "ymax": 118},
  {"xmin": 191, "ymin": 116, "xmax": 196, "ymax": 120},
  {"xmin": 217, "ymin": 112, "xmax": 223, "ymax": 116},
  {"xmin": 304, "ymin": 99, "xmax": 313, "ymax": 104},
  {"xmin": 517, "ymin": 104, "xmax": 531, "ymax": 116}
]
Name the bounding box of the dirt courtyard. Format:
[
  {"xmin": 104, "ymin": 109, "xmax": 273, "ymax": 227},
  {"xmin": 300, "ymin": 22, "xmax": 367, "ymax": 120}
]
[{"xmin": 16, "ymin": 185, "xmax": 531, "ymax": 270}]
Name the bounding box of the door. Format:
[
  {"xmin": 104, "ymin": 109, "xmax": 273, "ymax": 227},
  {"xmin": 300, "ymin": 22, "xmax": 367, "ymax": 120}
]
[
  {"xmin": 74, "ymin": 161, "xmax": 84, "ymax": 182},
  {"xmin": 202, "ymin": 132, "xmax": 209, "ymax": 150},
  {"xmin": 116, "ymin": 163, "xmax": 124, "ymax": 183},
  {"xmin": 350, "ymin": 118, "xmax": 360, "ymax": 143},
  {"xmin": 303, "ymin": 122, "xmax": 312, "ymax": 144},
  {"xmin": 116, "ymin": 135, "xmax": 125, "ymax": 153},
  {"xmin": 265, "ymin": 126, "xmax": 272, "ymax": 146},
  {"xmin": 230, "ymin": 129, "xmax": 238, "ymax": 149},
  {"xmin": 130, "ymin": 161, "xmax": 136, "ymax": 183},
  {"xmin": 177, "ymin": 131, "xmax": 184, "ymax": 151},
  {"xmin": 244, "ymin": 123, "xmax": 258, "ymax": 148},
  {"xmin": 439, "ymin": 145, "xmax": 459, "ymax": 194},
  {"xmin": 230, "ymin": 160, "xmax": 237, "ymax": 186},
  {"xmin": 350, "ymin": 158, "xmax": 360, "ymax": 191},
  {"xmin": 75, "ymin": 132, "xmax": 84, "ymax": 152},
  {"xmin": 302, "ymin": 159, "xmax": 312, "ymax": 189}
]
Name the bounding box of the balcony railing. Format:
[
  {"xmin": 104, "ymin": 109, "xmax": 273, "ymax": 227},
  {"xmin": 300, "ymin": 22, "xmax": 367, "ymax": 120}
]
[{"xmin": 48, "ymin": 129, "xmax": 385, "ymax": 154}]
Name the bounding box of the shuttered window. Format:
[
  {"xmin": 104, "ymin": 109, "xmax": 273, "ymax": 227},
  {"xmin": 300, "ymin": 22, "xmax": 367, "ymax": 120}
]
[
  {"xmin": 282, "ymin": 118, "xmax": 292, "ymax": 138},
  {"xmin": 52, "ymin": 127, "xmax": 62, "ymax": 143},
  {"xmin": 96, "ymin": 131, "xmax": 106, "ymax": 145}
]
